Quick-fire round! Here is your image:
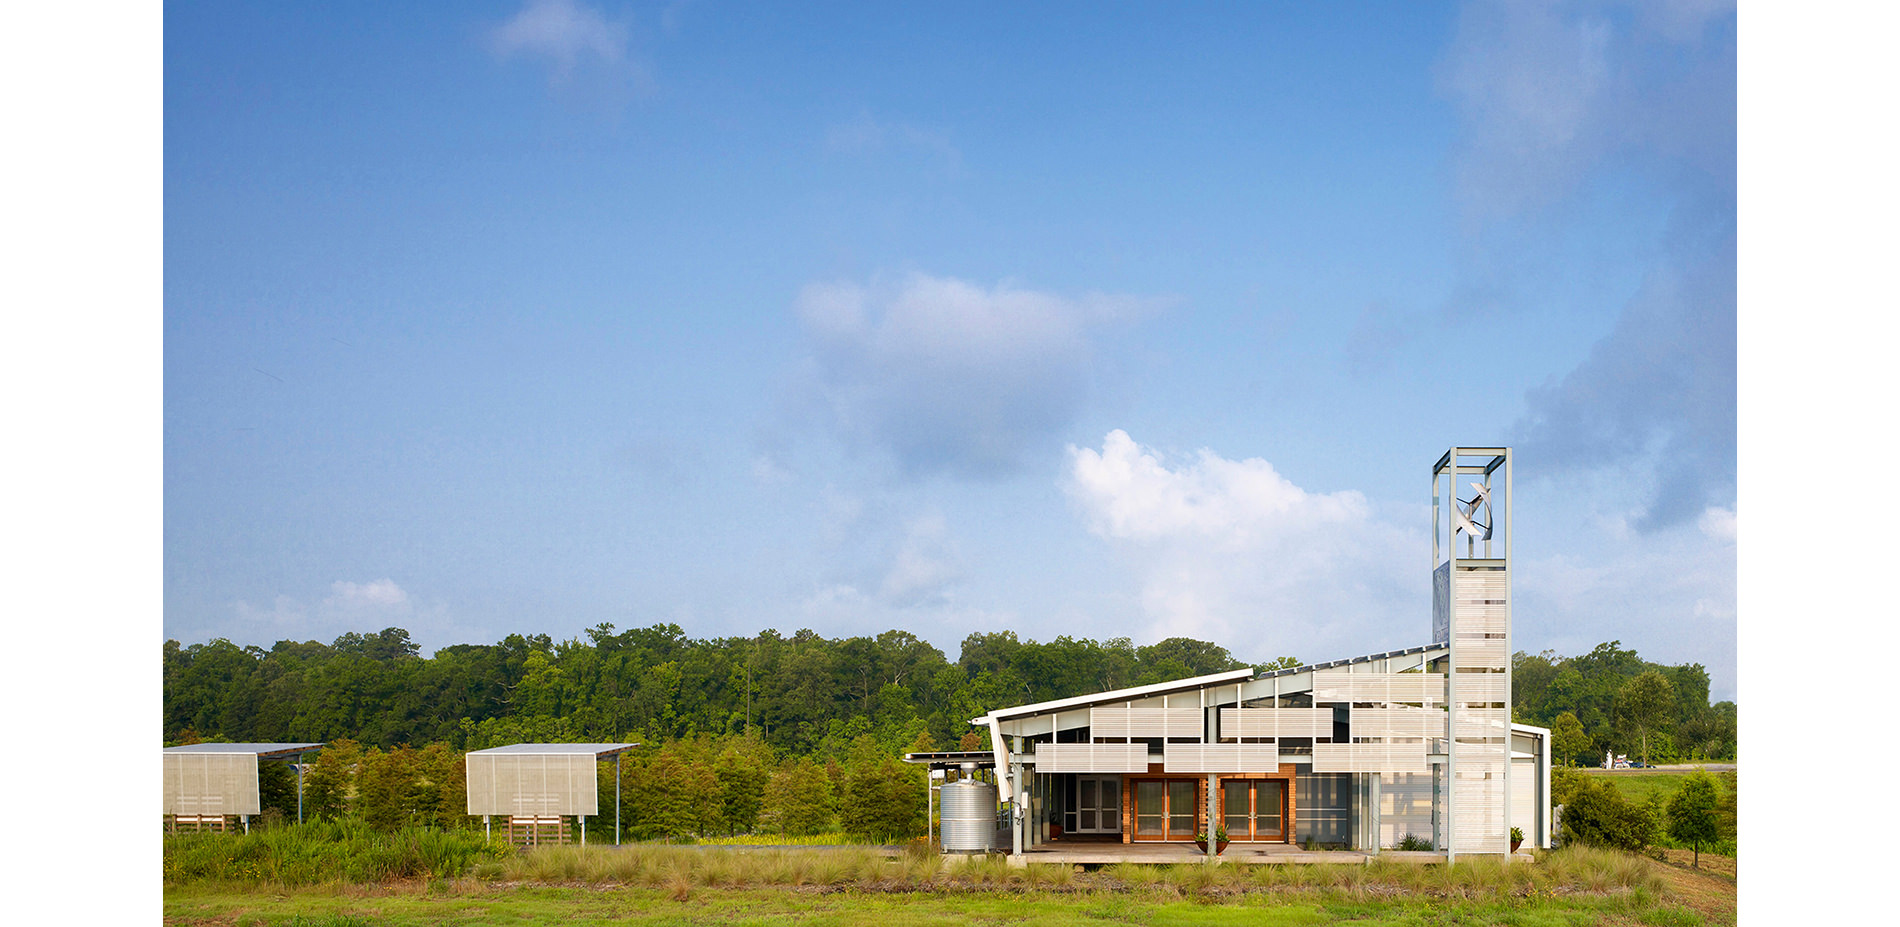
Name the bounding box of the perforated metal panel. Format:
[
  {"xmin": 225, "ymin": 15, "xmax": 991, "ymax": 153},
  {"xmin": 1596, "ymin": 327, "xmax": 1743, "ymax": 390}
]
[
  {"xmin": 1311, "ymin": 742, "xmax": 1430, "ymax": 774},
  {"xmin": 1031, "ymin": 743, "xmax": 1150, "ymax": 773},
  {"xmin": 465, "ymin": 753, "xmax": 600, "ymax": 816},
  {"xmin": 1379, "ymin": 772, "xmax": 1435, "ymax": 847},
  {"xmin": 1162, "ymin": 743, "xmax": 1281, "ymax": 773},
  {"xmin": 1349, "ymin": 706, "xmax": 1445, "ymax": 739},
  {"xmin": 163, "ymin": 752, "xmax": 260, "ymax": 816},
  {"xmin": 1310, "ymin": 671, "xmax": 1446, "ymax": 705},
  {"xmin": 1445, "ymin": 557, "xmax": 1511, "ymax": 855},
  {"xmin": 1088, "ymin": 707, "xmax": 1204, "ymax": 739},
  {"xmin": 1220, "ymin": 707, "xmax": 1333, "ymax": 739}
]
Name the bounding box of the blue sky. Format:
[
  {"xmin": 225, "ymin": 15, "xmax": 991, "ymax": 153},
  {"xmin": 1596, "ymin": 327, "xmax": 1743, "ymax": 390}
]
[{"xmin": 162, "ymin": 1, "xmax": 1737, "ymax": 699}]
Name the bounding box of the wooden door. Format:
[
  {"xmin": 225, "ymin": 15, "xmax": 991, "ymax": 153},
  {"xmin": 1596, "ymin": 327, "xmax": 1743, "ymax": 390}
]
[{"xmin": 1132, "ymin": 778, "xmax": 1201, "ymax": 841}]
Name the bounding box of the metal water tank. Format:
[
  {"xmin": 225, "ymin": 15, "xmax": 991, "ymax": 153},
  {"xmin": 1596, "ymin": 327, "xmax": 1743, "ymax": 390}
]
[{"xmin": 939, "ymin": 778, "xmax": 998, "ymax": 853}]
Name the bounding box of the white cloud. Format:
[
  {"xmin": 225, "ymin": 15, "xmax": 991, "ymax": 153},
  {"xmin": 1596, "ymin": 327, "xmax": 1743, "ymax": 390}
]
[
  {"xmin": 1064, "ymin": 431, "xmax": 1426, "ymax": 662},
  {"xmin": 1442, "ymin": 1, "xmax": 1736, "ymax": 531},
  {"xmin": 1515, "ymin": 524, "xmax": 1735, "ymax": 700},
  {"xmin": 1069, "ymin": 430, "xmax": 1371, "ymax": 545},
  {"xmin": 797, "ymin": 273, "xmax": 1154, "ymax": 477},
  {"xmin": 1698, "ymin": 505, "xmax": 1736, "ymax": 542},
  {"xmin": 227, "ymin": 578, "xmax": 471, "ymax": 653},
  {"xmin": 233, "ymin": 594, "xmax": 305, "ymax": 628},
  {"xmin": 328, "ymin": 578, "xmax": 409, "ymax": 608},
  {"xmin": 489, "ymin": 0, "xmax": 650, "ymax": 100}
]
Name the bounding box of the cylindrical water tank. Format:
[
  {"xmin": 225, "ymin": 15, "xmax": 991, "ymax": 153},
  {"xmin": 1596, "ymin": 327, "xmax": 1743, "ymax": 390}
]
[{"xmin": 939, "ymin": 778, "xmax": 997, "ymax": 853}]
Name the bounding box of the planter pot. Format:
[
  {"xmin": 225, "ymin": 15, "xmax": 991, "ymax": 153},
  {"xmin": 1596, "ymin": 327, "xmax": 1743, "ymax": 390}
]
[
  {"xmin": 1195, "ymin": 839, "xmax": 1230, "ymax": 854},
  {"xmin": 1510, "ymin": 838, "xmax": 1523, "ymax": 853}
]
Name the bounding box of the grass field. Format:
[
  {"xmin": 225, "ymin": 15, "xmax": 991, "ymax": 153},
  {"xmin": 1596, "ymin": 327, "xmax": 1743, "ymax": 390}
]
[
  {"xmin": 1576, "ymin": 768, "xmax": 1735, "ymax": 808},
  {"xmin": 162, "ymin": 883, "xmax": 1721, "ymax": 927},
  {"xmin": 164, "ymin": 842, "xmax": 1737, "ymax": 926}
]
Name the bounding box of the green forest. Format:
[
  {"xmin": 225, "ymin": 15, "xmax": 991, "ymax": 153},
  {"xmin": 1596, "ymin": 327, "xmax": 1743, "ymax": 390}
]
[{"xmin": 164, "ymin": 625, "xmax": 1735, "ymax": 839}]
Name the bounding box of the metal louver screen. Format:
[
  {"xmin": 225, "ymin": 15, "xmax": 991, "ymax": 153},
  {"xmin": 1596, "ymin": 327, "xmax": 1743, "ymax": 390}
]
[
  {"xmin": 1310, "ymin": 671, "xmax": 1446, "ymax": 704},
  {"xmin": 1350, "ymin": 706, "xmax": 1445, "ymax": 739},
  {"xmin": 1089, "ymin": 707, "xmax": 1203, "ymax": 739},
  {"xmin": 1162, "ymin": 743, "xmax": 1281, "ymax": 773},
  {"xmin": 1311, "ymin": 743, "xmax": 1430, "ymax": 774},
  {"xmin": 1032, "ymin": 743, "xmax": 1150, "ymax": 773},
  {"xmin": 163, "ymin": 753, "xmax": 260, "ymax": 816},
  {"xmin": 1221, "ymin": 707, "xmax": 1333, "ymax": 738},
  {"xmin": 465, "ymin": 754, "xmax": 600, "ymax": 816},
  {"xmin": 1379, "ymin": 772, "xmax": 1435, "ymax": 847}
]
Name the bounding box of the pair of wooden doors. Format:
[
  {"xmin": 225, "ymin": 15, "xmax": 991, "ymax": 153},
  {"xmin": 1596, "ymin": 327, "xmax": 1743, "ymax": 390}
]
[
  {"xmin": 1131, "ymin": 779, "xmax": 1200, "ymax": 841},
  {"xmin": 1222, "ymin": 779, "xmax": 1286, "ymax": 841}
]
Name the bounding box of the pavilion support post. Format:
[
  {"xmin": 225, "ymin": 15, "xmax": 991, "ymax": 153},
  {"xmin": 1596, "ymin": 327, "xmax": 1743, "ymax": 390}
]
[
  {"xmin": 615, "ymin": 753, "xmax": 623, "ymax": 846},
  {"xmin": 1206, "ymin": 774, "xmax": 1218, "ymax": 860},
  {"xmin": 296, "ymin": 752, "xmax": 306, "ymax": 824}
]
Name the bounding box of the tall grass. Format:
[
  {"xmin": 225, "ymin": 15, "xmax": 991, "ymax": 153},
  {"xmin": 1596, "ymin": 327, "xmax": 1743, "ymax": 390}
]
[
  {"xmin": 164, "ymin": 819, "xmax": 506, "ymax": 886},
  {"xmin": 169, "ymin": 830, "xmax": 1666, "ymax": 905}
]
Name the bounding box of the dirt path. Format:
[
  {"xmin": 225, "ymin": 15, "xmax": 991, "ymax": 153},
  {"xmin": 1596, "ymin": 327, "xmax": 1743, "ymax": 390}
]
[{"xmin": 1652, "ymin": 849, "xmax": 1737, "ymax": 925}]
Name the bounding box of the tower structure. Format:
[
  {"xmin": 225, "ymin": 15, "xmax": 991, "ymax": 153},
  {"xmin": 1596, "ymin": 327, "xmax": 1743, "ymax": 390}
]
[{"xmin": 1433, "ymin": 448, "xmax": 1511, "ymax": 859}]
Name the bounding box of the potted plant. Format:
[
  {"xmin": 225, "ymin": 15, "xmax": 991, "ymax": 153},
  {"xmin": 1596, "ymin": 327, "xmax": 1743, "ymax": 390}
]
[
  {"xmin": 1510, "ymin": 826, "xmax": 1524, "ymax": 853},
  {"xmin": 1194, "ymin": 825, "xmax": 1229, "ymax": 854}
]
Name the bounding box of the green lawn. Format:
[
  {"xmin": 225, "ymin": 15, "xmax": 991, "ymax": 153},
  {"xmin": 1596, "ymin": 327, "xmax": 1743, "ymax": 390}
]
[
  {"xmin": 164, "ymin": 883, "xmax": 1716, "ymax": 927},
  {"xmin": 1576, "ymin": 769, "xmax": 1734, "ymax": 807}
]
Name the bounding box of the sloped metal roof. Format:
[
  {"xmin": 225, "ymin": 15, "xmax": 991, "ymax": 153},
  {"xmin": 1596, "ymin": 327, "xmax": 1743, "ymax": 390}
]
[
  {"xmin": 164, "ymin": 743, "xmax": 325, "ymax": 759},
  {"xmin": 463, "ymin": 743, "xmax": 640, "ymax": 758}
]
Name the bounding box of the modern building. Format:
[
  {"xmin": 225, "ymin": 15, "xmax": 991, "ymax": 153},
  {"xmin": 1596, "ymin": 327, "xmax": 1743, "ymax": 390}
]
[
  {"xmin": 464, "ymin": 742, "xmax": 640, "ymax": 845},
  {"xmin": 966, "ymin": 447, "xmax": 1548, "ymax": 860},
  {"xmin": 161, "ymin": 742, "xmax": 326, "ymax": 832}
]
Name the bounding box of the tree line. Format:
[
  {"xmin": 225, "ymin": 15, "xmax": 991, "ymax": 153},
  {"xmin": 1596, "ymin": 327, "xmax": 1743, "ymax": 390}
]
[
  {"xmin": 164, "ymin": 624, "xmax": 1264, "ymax": 756},
  {"xmin": 1513, "ymin": 641, "xmax": 1737, "ymax": 765},
  {"xmin": 168, "ymin": 625, "xmax": 1734, "ymax": 839}
]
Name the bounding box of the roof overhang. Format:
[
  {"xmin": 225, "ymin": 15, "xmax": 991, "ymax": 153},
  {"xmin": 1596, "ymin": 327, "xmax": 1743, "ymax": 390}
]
[
  {"xmin": 464, "ymin": 742, "xmax": 641, "ymax": 759},
  {"xmin": 902, "ymin": 750, "xmax": 998, "ymax": 768},
  {"xmin": 164, "ymin": 742, "xmax": 326, "ymax": 760},
  {"xmin": 971, "ymin": 667, "xmax": 1256, "ymax": 726}
]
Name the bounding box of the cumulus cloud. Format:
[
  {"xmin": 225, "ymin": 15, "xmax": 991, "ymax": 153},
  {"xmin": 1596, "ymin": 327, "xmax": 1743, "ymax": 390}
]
[
  {"xmin": 1441, "ymin": 0, "xmax": 1736, "ymax": 531},
  {"xmin": 1697, "ymin": 505, "xmax": 1735, "ymax": 542},
  {"xmin": 489, "ymin": 0, "xmax": 650, "ymax": 98},
  {"xmin": 328, "ymin": 578, "xmax": 409, "ymax": 608},
  {"xmin": 228, "ymin": 579, "xmax": 466, "ymax": 652},
  {"xmin": 1515, "ymin": 523, "xmax": 1736, "ymax": 699},
  {"xmin": 796, "ymin": 273, "xmax": 1152, "ymax": 478},
  {"xmin": 1065, "ymin": 431, "xmax": 1427, "ymax": 661}
]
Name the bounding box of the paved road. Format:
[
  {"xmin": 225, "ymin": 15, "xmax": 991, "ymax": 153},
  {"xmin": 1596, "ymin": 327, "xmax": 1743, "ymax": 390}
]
[{"xmin": 1588, "ymin": 764, "xmax": 1735, "ymax": 772}]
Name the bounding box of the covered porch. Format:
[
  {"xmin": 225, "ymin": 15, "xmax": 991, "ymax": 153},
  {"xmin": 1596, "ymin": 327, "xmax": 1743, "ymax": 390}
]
[{"xmin": 1007, "ymin": 837, "xmax": 1450, "ymax": 867}]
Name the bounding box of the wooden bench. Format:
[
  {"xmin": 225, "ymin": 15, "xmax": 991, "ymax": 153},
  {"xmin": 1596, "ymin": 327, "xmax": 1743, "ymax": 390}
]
[
  {"xmin": 168, "ymin": 813, "xmax": 228, "ymax": 833},
  {"xmin": 505, "ymin": 815, "xmax": 570, "ymax": 846}
]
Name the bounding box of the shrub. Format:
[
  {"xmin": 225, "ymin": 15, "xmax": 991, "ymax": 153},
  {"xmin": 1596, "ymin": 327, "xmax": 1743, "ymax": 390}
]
[
  {"xmin": 1665, "ymin": 770, "xmax": 1723, "ymax": 867},
  {"xmin": 1560, "ymin": 779, "xmax": 1652, "ymax": 852},
  {"xmin": 1394, "ymin": 833, "xmax": 1433, "ymax": 851}
]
